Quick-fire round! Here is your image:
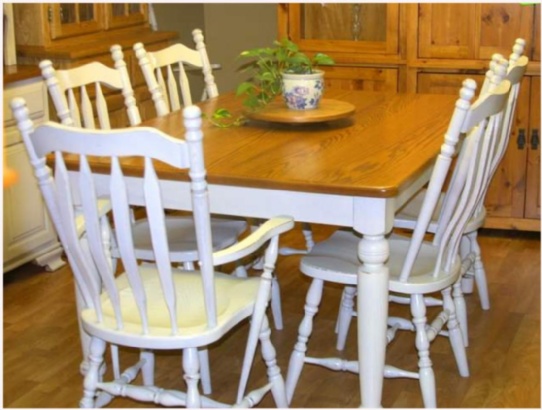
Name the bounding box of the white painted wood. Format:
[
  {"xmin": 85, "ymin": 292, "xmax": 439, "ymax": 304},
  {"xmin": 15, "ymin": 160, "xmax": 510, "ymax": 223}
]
[
  {"xmin": 134, "ymin": 28, "xmax": 218, "ymax": 115},
  {"xmin": 285, "ymin": 79, "xmax": 512, "ymax": 407},
  {"xmin": 3, "ymin": 76, "xmax": 64, "ymax": 273},
  {"xmin": 11, "ymin": 99, "xmax": 293, "ymax": 408},
  {"xmin": 394, "ymin": 41, "xmax": 529, "ymax": 317}
]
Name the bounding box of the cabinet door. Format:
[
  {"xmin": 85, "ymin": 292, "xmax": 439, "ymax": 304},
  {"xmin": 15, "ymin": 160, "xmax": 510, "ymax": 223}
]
[
  {"xmin": 49, "ymin": 4, "xmax": 104, "ymax": 40},
  {"xmin": 286, "ymin": 3, "xmax": 399, "ymax": 56},
  {"xmin": 418, "ymin": 4, "xmax": 534, "ymax": 60},
  {"xmin": 105, "ymin": 3, "xmax": 148, "ymax": 30},
  {"xmin": 3, "ymin": 144, "xmax": 58, "ymax": 267},
  {"xmin": 525, "ymin": 77, "xmax": 540, "ymax": 219}
]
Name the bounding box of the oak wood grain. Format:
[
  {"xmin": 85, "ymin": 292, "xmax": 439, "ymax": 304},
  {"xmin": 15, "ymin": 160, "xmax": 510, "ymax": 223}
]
[{"xmin": 64, "ymin": 89, "xmax": 457, "ymax": 199}]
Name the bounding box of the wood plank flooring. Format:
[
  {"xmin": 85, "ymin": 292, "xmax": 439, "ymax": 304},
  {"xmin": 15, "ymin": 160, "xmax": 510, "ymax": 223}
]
[{"xmin": 3, "ymin": 224, "xmax": 540, "ymax": 408}]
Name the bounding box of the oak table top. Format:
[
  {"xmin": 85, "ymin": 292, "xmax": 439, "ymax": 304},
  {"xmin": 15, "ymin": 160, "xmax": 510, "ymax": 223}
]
[{"xmin": 130, "ymin": 89, "xmax": 458, "ymax": 198}]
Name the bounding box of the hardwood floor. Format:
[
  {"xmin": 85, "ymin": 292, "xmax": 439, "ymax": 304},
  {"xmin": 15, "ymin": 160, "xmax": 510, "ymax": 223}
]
[{"xmin": 3, "ymin": 224, "xmax": 540, "ymax": 408}]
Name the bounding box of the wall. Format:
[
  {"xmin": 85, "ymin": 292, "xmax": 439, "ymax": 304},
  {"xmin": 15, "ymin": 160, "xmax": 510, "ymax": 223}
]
[{"xmin": 152, "ymin": 3, "xmax": 277, "ymax": 97}]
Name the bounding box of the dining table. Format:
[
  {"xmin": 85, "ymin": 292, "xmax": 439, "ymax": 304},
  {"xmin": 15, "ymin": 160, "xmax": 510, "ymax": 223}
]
[{"xmin": 68, "ymin": 88, "xmax": 459, "ymax": 407}]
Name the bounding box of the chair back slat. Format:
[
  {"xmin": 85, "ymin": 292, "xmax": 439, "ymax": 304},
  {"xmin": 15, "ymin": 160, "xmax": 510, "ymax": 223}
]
[
  {"xmin": 67, "ymin": 89, "xmax": 83, "ymax": 127},
  {"xmin": 175, "ymin": 63, "xmax": 191, "ymax": 108},
  {"xmin": 94, "ymin": 83, "xmax": 111, "ymax": 130},
  {"xmin": 78, "ymin": 155, "xmax": 121, "ymax": 325},
  {"xmin": 80, "ymin": 85, "xmax": 96, "ymax": 129},
  {"xmin": 109, "ymin": 157, "xmax": 148, "ymax": 332},
  {"xmin": 142, "ymin": 156, "xmax": 179, "ymax": 333},
  {"xmin": 12, "ymin": 97, "xmax": 219, "ymax": 334},
  {"xmin": 167, "ymin": 63, "xmax": 184, "ymax": 110}
]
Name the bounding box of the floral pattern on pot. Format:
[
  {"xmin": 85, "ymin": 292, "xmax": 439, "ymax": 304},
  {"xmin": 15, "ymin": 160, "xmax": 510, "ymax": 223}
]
[{"xmin": 281, "ymin": 70, "xmax": 324, "ymax": 110}]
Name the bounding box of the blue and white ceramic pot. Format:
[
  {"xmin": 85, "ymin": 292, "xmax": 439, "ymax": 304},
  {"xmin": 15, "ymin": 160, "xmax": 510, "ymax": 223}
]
[{"xmin": 281, "ymin": 70, "xmax": 324, "ymax": 110}]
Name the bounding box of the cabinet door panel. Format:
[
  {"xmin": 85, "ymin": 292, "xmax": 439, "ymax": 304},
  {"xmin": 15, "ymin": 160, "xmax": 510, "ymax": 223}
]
[
  {"xmin": 49, "ymin": 4, "xmax": 104, "ymax": 40},
  {"xmin": 479, "ymin": 4, "xmax": 534, "ymax": 60},
  {"xmin": 3, "ymin": 144, "xmax": 57, "ymax": 264},
  {"xmin": 525, "ymin": 77, "xmax": 540, "ymax": 219},
  {"xmin": 288, "ymin": 3, "xmax": 399, "ymax": 55},
  {"xmin": 105, "ymin": 3, "xmax": 148, "ymax": 30},
  {"xmin": 321, "ymin": 66, "xmax": 398, "ymax": 92},
  {"xmin": 418, "ymin": 4, "xmax": 476, "ymax": 59}
]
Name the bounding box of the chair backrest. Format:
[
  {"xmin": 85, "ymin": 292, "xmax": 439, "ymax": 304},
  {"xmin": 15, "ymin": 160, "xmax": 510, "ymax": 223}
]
[
  {"xmin": 11, "ymin": 98, "xmax": 221, "ymax": 332},
  {"xmin": 461, "ymin": 39, "xmax": 529, "ymax": 219},
  {"xmin": 399, "ymin": 78, "xmax": 511, "ymax": 281},
  {"xmin": 134, "ymin": 28, "xmax": 218, "ymax": 116},
  {"xmin": 40, "ymin": 45, "xmax": 141, "ymax": 130}
]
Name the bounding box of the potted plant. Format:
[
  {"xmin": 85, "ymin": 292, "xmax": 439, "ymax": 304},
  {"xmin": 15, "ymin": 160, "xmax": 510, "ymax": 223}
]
[
  {"xmin": 207, "ymin": 38, "xmax": 334, "ymax": 127},
  {"xmin": 237, "ymin": 38, "xmax": 335, "ymax": 111}
]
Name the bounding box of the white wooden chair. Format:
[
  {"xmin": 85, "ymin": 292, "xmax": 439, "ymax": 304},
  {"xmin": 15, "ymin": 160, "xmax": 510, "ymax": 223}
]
[
  {"xmin": 285, "ymin": 78, "xmax": 511, "ymax": 407},
  {"xmin": 134, "ymin": 28, "xmax": 218, "ymax": 115},
  {"xmin": 133, "ymin": 31, "xmax": 286, "ymax": 331},
  {"xmin": 395, "ymin": 39, "xmax": 528, "ymax": 312},
  {"xmin": 39, "ymin": 49, "xmax": 247, "ymax": 393},
  {"xmin": 11, "ymin": 98, "xmax": 294, "ymax": 408},
  {"xmin": 331, "ymin": 40, "xmax": 529, "ymax": 353}
]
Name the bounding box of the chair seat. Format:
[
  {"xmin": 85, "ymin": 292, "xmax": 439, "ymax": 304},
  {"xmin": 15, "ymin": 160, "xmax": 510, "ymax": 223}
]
[
  {"xmin": 118, "ymin": 216, "xmax": 247, "ymax": 262},
  {"xmin": 300, "ymin": 230, "xmax": 461, "ymax": 294},
  {"xmin": 394, "ymin": 188, "xmax": 486, "ymax": 234},
  {"xmin": 82, "ymin": 263, "xmax": 261, "ymax": 349}
]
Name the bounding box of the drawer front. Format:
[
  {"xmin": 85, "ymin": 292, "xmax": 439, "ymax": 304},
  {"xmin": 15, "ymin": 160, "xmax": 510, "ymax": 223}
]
[{"xmin": 3, "ymin": 78, "xmax": 47, "ymax": 146}]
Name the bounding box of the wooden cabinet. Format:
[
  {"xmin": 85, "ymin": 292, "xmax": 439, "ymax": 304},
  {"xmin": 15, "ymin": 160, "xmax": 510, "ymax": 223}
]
[
  {"xmin": 3, "ymin": 76, "xmax": 65, "ymax": 273},
  {"xmin": 12, "ymin": 3, "xmax": 176, "ymax": 126},
  {"xmin": 279, "ymin": 4, "xmax": 403, "ymax": 93},
  {"xmin": 417, "ymin": 4, "xmax": 534, "ymax": 60},
  {"xmin": 279, "ymin": 2, "xmax": 540, "ymax": 231}
]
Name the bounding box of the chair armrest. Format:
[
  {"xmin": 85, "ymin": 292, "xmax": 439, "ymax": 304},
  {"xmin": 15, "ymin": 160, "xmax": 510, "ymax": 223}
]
[{"xmin": 212, "ymin": 215, "xmax": 294, "ymax": 266}]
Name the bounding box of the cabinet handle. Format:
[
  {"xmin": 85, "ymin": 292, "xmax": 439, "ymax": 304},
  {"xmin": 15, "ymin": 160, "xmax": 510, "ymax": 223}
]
[
  {"xmin": 531, "ymin": 129, "xmax": 539, "ymax": 150},
  {"xmin": 517, "ymin": 129, "xmax": 526, "ymax": 149}
]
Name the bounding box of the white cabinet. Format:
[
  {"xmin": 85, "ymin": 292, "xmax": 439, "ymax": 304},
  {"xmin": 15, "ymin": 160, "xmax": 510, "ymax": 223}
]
[{"xmin": 3, "ymin": 76, "xmax": 65, "ymax": 273}]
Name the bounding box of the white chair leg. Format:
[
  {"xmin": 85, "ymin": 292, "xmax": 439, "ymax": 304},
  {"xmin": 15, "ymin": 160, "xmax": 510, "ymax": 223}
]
[
  {"xmin": 183, "ymin": 261, "xmax": 195, "ymax": 270},
  {"xmin": 411, "ymin": 294, "xmax": 436, "ymax": 408},
  {"xmin": 140, "ymin": 349, "xmax": 155, "ymax": 386},
  {"xmin": 198, "ymin": 349, "xmax": 212, "ymax": 395},
  {"xmin": 470, "ymin": 233, "xmax": 490, "ymax": 310},
  {"xmin": 460, "ymin": 235, "xmax": 475, "ymax": 294},
  {"xmin": 271, "ymin": 276, "xmax": 283, "ymax": 330},
  {"xmin": 301, "ymin": 222, "xmax": 315, "ymax": 251},
  {"xmin": 80, "ymin": 337, "xmax": 107, "ymax": 408},
  {"xmin": 259, "ymin": 316, "xmax": 288, "ymax": 408},
  {"xmin": 336, "ymin": 286, "xmax": 356, "ymax": 351},
  {"xmin": 110, "ymin": 345, "xmax": 120, "ymax": 380},
  {"xmin": 452, "ymin": 281, "xmax": 469, "ymax": 347},
  {"xmin": 285, "ymin": 278, "xmax": 324, "ymax": 404},
  {"xmin": 442, "ymin": 288, "xmax": 470, "ymax": 377},
  {"xmin": 182, "ymin": 347, "xmax": 202, "ymax": 408}
]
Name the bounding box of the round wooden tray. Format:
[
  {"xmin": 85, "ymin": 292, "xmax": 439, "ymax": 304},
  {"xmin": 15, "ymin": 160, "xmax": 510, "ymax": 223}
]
[{"xmin": 245, "ymin": 98, "xmax": 356, "ymax": 123}]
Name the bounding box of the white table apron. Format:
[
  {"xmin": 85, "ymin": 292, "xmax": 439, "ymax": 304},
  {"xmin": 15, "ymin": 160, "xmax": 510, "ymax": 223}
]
[{"xmin": 69, "ymin": 162, "xmax": 433, "ymax": 408}]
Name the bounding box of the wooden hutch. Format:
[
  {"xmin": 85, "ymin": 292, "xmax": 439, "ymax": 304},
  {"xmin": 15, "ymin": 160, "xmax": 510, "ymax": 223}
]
[{"xmin": 278, "ymin": 3, "xmax": 540, "ymax": 231}]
